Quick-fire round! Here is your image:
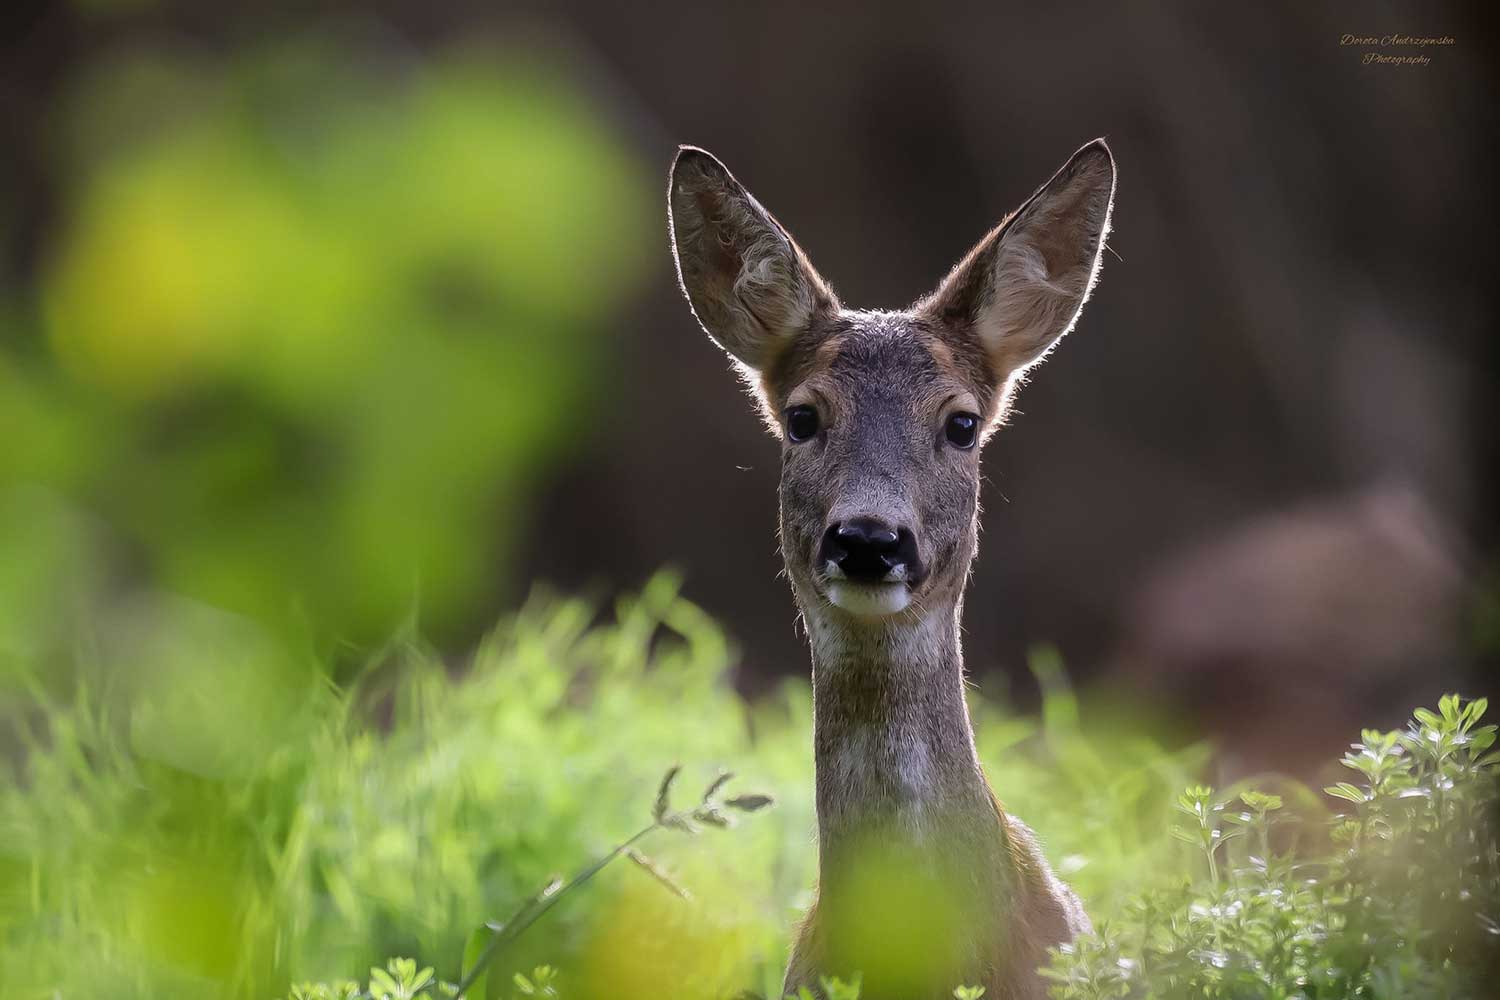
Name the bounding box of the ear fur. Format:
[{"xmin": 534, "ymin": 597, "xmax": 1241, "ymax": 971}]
[
  {"xmin": 921, "ymin": 138, "xmax": 1116, "ymax": 384},
  {"xmin": 668, "ymin": 146, "xmax": 836, "ymax": 372}
]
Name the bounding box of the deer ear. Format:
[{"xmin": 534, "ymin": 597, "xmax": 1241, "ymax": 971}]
[
  {"xmin": 669, "ymin": 146, "xmax": 836, "ymax": 372},
  {"xmin": 922, "ymin": 139, "xmax": 1116, "ymax": 382}
]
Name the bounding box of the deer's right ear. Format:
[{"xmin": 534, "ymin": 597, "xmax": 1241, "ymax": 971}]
[{"xmin": 668, "ymin": 147, "xmax": 836, "ymax": 372}]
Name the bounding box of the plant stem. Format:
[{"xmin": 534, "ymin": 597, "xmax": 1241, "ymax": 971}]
[{"xmin": 453, "ymin": 820, "xmax": 662, "ymax": 998}]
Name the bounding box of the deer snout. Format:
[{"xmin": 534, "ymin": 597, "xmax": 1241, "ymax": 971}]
[{"xmin": 820, "ymin": 517, "xmax": 922, "ymax": 585}]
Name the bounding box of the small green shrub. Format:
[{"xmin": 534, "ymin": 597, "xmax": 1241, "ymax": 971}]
[{"xmin": 1045, "ymin": 695, "xmax": 1499, "ymax": 999}]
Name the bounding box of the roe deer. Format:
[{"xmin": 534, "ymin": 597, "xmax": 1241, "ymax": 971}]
[{"xmin": 668, "ymin": 139, "xmax": 1115, "ymax": 1000}]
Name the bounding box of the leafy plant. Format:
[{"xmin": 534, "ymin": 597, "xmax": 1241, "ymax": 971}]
[{"xmin": 1045, "ymin": 695, "xmax": 1500, "ymax": 999}]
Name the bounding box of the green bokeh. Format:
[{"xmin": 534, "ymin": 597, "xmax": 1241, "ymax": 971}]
[{"xmin": 10, "ymin": 34, "xmax": 651, "ymax": 649}]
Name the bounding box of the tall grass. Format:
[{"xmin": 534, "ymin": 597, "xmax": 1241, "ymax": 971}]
[
  {"xmin": 4, "ymin": 576, "xmax": 816, "ymax": 998},
  {"xmin": 3, "ymin": 576, "xmax": 1489, "ymax": 999}
]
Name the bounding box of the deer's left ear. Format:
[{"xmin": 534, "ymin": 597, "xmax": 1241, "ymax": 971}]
[{"xmin": 921, "ymin": 139, "xmax": 1116, "ymax": 382}]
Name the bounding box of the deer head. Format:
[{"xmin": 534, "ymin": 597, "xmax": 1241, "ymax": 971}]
[{"xmin": 669, "ymin": 141, "xmax": 1115, "ymax": 625}]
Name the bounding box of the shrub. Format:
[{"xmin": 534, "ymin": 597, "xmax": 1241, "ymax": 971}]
[{"xmin": 1045, "ymin": 695, "xmax": 1499, "ymax": 999}]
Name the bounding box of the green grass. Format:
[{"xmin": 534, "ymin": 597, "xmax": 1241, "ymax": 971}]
[{"xmin": 2, "ymin": 576, "xmax": 1494, "ymax": 999}]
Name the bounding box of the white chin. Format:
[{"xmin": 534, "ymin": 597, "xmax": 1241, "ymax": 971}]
[{"xmin": 826, "ymin": 581, "xmax": 912, "ymax": 617}]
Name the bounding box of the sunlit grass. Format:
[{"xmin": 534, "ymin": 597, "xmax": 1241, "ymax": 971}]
[
  {"xmin": 2, "ymin": 574, "xmax": 1216, "ymax": 1000},
  {"xmin": 6, "ymin": 571, "xmax": 1494, "ymax": 998}
]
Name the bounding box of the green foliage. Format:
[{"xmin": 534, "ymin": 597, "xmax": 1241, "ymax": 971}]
[
  {"xmin": 451, "ymin": 763, "xmax": 775, "ymax": 998},
  {"xmin": 4, "ymin": 573, "xmax": 1491, "ymax": 999},
  {"xmin": 784, "ymin": 977, "xmax": 861, "ymax": 1000},
  {"xmin": 279, "ymin": 757, "xmax": 956, "ymax": 1000},
  {"xmin": 287, "ymin": 957, "xmax": 451, "ymax": 1000},
  {"xmin": 1045, "ymin": 695, "xmax": 1500, "ymax": 999},
  {"xmin": 0, "ymin": 576, "xmax": 1200, "ymax": 1000},
  {"xmin": 267, "ymin": 694, "xmax": 1500, "ymax": 1000},
  {"xmin": 2, "ymin": 577, "xmax": 811, "ymax": 999},
  {"xmin": 2, "ymin": 33, "xmax": 651, "ymax": 652}
]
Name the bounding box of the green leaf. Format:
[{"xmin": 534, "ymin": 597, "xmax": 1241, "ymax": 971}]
[
  {"xmin": 1324, "ymin": 783, "xmax": 1368, "ymax": 804},
  {"xmin": 1330, "ymin": 818, "xmax": 1362, "ymax": 844},
  {"xmin": 1240, "ymin": 791, "xmax": 1282, "ymax": 812},
  {"xmin": 370, "ymin": 967, "xmax": 401, "ymax": 999},
  {"xmin": 461, "ymin": 925, "xmax": 492, "ymax": 1000},
  {"xmin": 1413, "ymin": 707, "xmax": 1443, "ymax": 730},
  {"xmin": 1440, "ymin": 694, "xmax": 1460, "ymax": 725},
  {"xmin": 819, "ymin": 976, "xmax": 863, "ymax": 1000}
]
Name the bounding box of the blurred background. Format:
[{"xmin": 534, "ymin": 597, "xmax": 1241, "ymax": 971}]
[
  {"xmin": 4, "ymin": 0, "xmax": 1493, "ymax": 767},
  {"xmin": 1, "ymin": 1, "xmax": 1496, "ymax": 997}
]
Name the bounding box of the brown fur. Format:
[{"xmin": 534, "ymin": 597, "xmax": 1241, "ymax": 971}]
[{"xmin": 668, "ymin": 140, "xmax": 1116, "ymax": 999}]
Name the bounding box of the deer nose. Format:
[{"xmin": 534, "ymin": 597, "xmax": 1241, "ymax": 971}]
[{"xmin": 820, "ymin": 517, "xmax": 919, "ymax": 583}]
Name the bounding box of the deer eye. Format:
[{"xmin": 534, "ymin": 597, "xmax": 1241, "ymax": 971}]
[
  {"xmin": 944, "ymin": 412, "xmax": 979, "ymax": 450},
  {"xmin": 786, "ymin": 405, "xmax": 820, "ymax": 443}
]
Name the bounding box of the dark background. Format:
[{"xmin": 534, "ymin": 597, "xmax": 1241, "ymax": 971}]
[{"xmin": 3, "ymin": 0, "xmax": 1495, "ymax": 773}]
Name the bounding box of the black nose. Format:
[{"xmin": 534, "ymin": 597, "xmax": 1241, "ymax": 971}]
[{"xmin": 820, "ymin": 517, "xmax": 920, "ymax": 583}]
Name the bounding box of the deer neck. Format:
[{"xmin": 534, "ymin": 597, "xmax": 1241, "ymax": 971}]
[{"xmin": 804, "ymin": 601, "xmax": 997, "ymax": 855}]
